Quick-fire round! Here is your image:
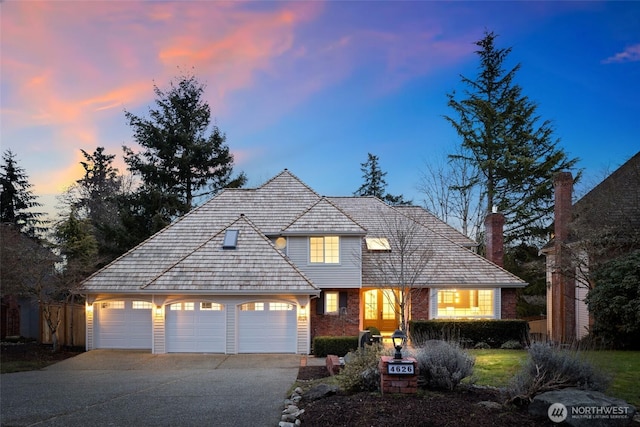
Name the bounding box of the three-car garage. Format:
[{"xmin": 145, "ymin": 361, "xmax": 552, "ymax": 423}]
[{"xmin": 90, "ymin": 299, "xmax": 300, "ymax": 354}]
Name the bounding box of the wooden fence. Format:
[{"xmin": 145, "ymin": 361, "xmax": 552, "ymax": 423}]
[
  {"xmin": 40, "ymin": 303, "xmax": 86, "ymax": 348},
  {"xmin": 528, "ymin": 318, "xmax": 547, "ymax": 342}
]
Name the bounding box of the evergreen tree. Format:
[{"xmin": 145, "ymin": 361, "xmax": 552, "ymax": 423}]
[
  {"xmin": 445, "ymin": 31, "xmax": 578, "ymax": 244},
  {"xmin": 123, "ymin": 74, "xmax": 246, "ymax": 227},
  {"xmin": 355, "ymin": 153, "xmax": 411, "ymax": 205},
  {"xmin": 0, "ymin": 150, "xmax": 47, "ymax": 237}
]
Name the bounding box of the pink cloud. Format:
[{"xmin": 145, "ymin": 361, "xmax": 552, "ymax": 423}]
[{"xmin": 602, "ymin": 44, "xmax": 640, "ymax": 64}]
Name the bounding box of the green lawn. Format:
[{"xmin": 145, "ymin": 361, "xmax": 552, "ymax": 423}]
[{"xmin": 467, "ymin": 349, "xmax": 640, "ymax": 408}]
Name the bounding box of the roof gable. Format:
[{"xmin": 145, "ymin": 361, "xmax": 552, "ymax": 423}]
[
  {"xmin": 143, "ymin": 215, "xmax": 318, "ymax": 294},
  {"xmin": 282, "ymin": 197, "xmax": 366, "ymax": 235}
]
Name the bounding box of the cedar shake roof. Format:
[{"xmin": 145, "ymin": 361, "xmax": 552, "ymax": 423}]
[
  {"xmin": 144, "ymin": 215, "xmax": 317, "ymax": 293},
  {"xmin": 81, "ymin": 169, "xmax": 525, "ymax": 294},
  {"xmin": 282, "ymin": 197, "xmax": 366, "ymax": 235},
  {"xmin": 395, "ymin": 205, "xmax": 478, "ymax": 248},
  {"xmin": 329, "ymin": 197, "xmax": 525, "ymax": 288}
]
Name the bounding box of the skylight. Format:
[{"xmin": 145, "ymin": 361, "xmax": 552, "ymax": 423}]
[
  {"xmin": 365, "ymin": 237, "xmax": 391, "ymax": 251},
  {"xmin": 222, "ymin": 229, "xmax": 239, "ymax": 249}
]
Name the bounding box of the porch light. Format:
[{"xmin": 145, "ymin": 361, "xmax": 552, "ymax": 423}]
[
  {"xmin": 298, "ymin": 305, "xmax": 307, "ymax": 320},
  {"xmin": 86, "ymin": 303, "xmax": 93, "ymax": 312},
  {"xmin": 391, "ymin": 329, "xmax": 406, "ymax": 360},
  {"xmin": 155, "ymin": 305, "xmax": 163, "ymax": 316}
]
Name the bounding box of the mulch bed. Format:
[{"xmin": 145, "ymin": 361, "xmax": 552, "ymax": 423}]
[{"xmin": 295, "ymin": 365, "xmax": 554, "ymax": 427}]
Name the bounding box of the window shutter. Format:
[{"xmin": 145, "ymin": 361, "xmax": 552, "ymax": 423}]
[
  {"xmin": 339, "ymin": 292, "xmax": 348, "ymax": 309},
  {"xmin": 316, "ymin": 291, "xmax": 325, "ymax": 315}
]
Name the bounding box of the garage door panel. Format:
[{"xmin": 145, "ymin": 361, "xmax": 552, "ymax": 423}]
[
  {"xmin": 238, "ymin": 303, "xmax": 296, "ymax": 353},
  {"xmin": 166, "ymin": 303, "xmax": 225, "ymax": 353},
  {"xmin": 96, "ymin": 301, "xmax": 152, "ymax": 349}
]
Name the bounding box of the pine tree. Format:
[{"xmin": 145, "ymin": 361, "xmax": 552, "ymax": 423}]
[
  {"xmin": 123, "ymin": 74, "xmax": 246, "ymax": 225},
  {"xmin": 445, "ymin": 31, "xmax": 578, "ymax": 244},
  {"xmin": 0, "ymin": 150, "xmax": 47, "ymax": 237},
  {"xmin": 355, "ymin": 153, "xmax": 410, "ymax": 205}
]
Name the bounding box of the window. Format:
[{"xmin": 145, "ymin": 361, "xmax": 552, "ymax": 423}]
[
  {"xmin": 101, "ymin": 301, "xmax": 124, "ymax": 309},
  {"xmin": 310, "ymin": 236, "xmax": 340, "ymax": 263},
  {"xmin": 170, "ymin": 302, "xmax": 195, "ymax": 311},
  {"xmin": 269, "ymin": 303, "xmax": 294, "ymax": 311},
  {"xmin": 222, "ymin": 229, "xmax": 239, "ymax": 249},
  {"xmin": 365, "ymin": 237, "xmax": 391, "ymax": 251},
  {"xmin": 132, "ymin": 301, "xmax": 153, "ymax": 309},
  {"xmin": 240, "ymin": 302, "xmax": 265, "ymax": 311},
  {"xmin": 436, "ymin": 289, "xmax": 494, "ymax": 317},
  {"xmin": 325, "ymin": 292, "xmax": 339, "ymax": 314},
  {"xmin": 200, "ymin": 302, "xmax": 223, "ymax": 311}
]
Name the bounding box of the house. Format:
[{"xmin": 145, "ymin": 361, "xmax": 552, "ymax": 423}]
[
  {"xmin": 80, "ymin": 170, "xmax": 526, "ymax": 354},
  {"xmin": 542, "ymin": 152, "xmax": 640, "ymax": 343},
  {"xmin": 0, "ymin": 224, "xmax": 58, "ymax": 340}
]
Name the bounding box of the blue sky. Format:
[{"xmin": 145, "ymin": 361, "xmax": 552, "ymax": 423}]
[{"xmin": 1, "ymin": 1, "xmax": 638, "ymax": 220}]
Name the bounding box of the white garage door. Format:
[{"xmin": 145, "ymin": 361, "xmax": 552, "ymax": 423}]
[
  {"xmin": 95, "ymin": 300, "xmax": 152, "ymax": 349},
  {"xmin": 237, "ymin": 302, "xmax": 296, "ymax": 353},
  {"xmin": 165, "ymin": 302, "xmax": 226, "ymax": 353}
]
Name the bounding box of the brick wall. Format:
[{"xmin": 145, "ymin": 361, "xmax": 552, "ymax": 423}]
[
  {"xmin": 501, "ymin": 288, "xmax": 517, "ymax": 319},
  {"xmin": 310, "ymin": 289, "xmax": 360, "ymax": 342},
  {"xmin": 410, "ymin": 288, "xmax": 430, "ymax": 321}
]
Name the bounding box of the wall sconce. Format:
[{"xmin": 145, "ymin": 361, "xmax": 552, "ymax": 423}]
[
  {"xmin": 391, "ymin": 329, "xmax": 406, "ymax": 360},
  {"xmin": 155, "ymin": 305, "xmax": 163, "ymax": 316},
  {"xmin": 86, "ymin": 303, "xmax": 94, "ymax": 313},
  {"xmin": 298, "ymin": 305, "xmax": 307, "ymax": 320}
]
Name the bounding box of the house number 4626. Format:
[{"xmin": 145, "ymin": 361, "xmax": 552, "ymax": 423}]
[{"xmin": 387, "ymin": 363, "xmax": 414, "ymax": 375}]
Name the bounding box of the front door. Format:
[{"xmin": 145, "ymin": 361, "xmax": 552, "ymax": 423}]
[{"xmin": 362, "ymin": 289, "xmax": 399, "ymax": 333}]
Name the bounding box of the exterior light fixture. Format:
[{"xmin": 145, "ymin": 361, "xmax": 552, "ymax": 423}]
[
  {"xmin": 391, "ymin": 329, "xmax": 406, "ymax": 360},
  {"xmin": 155, "ymin": 305, "xmax": 163, "ymax": 316},
  {"xmin": 86, "ymin": 303, "xmax": 93, "ymax": 312},
  {"xmin": 298, "ymin": 305, "xmax": 307, "ymax": 320}
]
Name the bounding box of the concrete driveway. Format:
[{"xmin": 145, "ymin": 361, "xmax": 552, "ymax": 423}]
[{"xmin": 1, "ymin": 350, "xmax": 303, "ymax": 427}]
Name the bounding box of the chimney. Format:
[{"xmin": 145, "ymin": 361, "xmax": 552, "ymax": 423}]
[
  {"xmin": 484, "ymin": 210, "xmax": 505, "ymax": 268},
  {"xmin": 554, "ymin": 172, "xmax": 573, "ymax": 242},
  {"xmin": 552, "ymin": 171, "xmax": 575, "ymax": 343}
]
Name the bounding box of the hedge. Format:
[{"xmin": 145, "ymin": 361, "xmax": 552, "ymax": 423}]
[
  {"xmin": 313, "ymin": 336, "xmax": 359, "ymax": 357},
  {"xmin": 409, "ymin": 320, "xmax": 529, "ymax": 348}
]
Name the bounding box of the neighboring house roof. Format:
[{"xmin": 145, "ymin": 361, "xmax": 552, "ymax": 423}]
[
  {"xmin": 572, "ymin": 151, "xmax": 640, "ymax": 237},
  {"xmin": 81, "ymin": 169, "xmax": 526, "ymax": 295},
  {"xmin": 541, "ymin": 151, "xmax": 640, "ymax": 254}
]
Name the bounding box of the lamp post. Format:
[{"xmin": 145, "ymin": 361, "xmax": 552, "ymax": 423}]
[{"xmin": 391, "ymin": 329, "xmax": 406, "ymax": 360}]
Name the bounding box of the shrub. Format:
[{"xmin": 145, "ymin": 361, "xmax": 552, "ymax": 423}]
[
  {"xmin": 500, "ymin": 340, "xmax": 523, "ymax": 350},
  {"xmin": 337, "ymin": 345, "xmax": 386, "ymax": 392},
  {"xmin": 410, "ymin": 320, "xmax": 529, "ymax": 348},
  {"xmin": 413, "ymin": 340, "xmax": 475, "ymax": 391},
  {"xmin": 474, "ymin": 342, "xmax": 491, "ymax": 349},
  {"xmin": 313, "ymin": 336, "xmax": 358, "ymax": 357},
  {"xmin": 585, "ymin": 250, "xmax": 640, "ymax": 349},
  {"xmin": 506, "ymin": 342, "xmax": 611, "ymax": 404}
]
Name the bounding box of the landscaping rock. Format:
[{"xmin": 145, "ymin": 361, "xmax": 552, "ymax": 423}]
[
  {"xmin": 302, "ymin": 383, "xmax": 339, "ymax": 402},
  {"xmin": 476, "ymin": 401, "xmax": 503, "ymax": 411},
  {"xmin": 529, "ymin": 389, "xmax": 636, "ymax": 427}
]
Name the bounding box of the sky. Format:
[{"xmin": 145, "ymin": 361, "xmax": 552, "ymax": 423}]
[{"xmin": 2, "ymin": 1, "xmax": 639, "ymax": 222}]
